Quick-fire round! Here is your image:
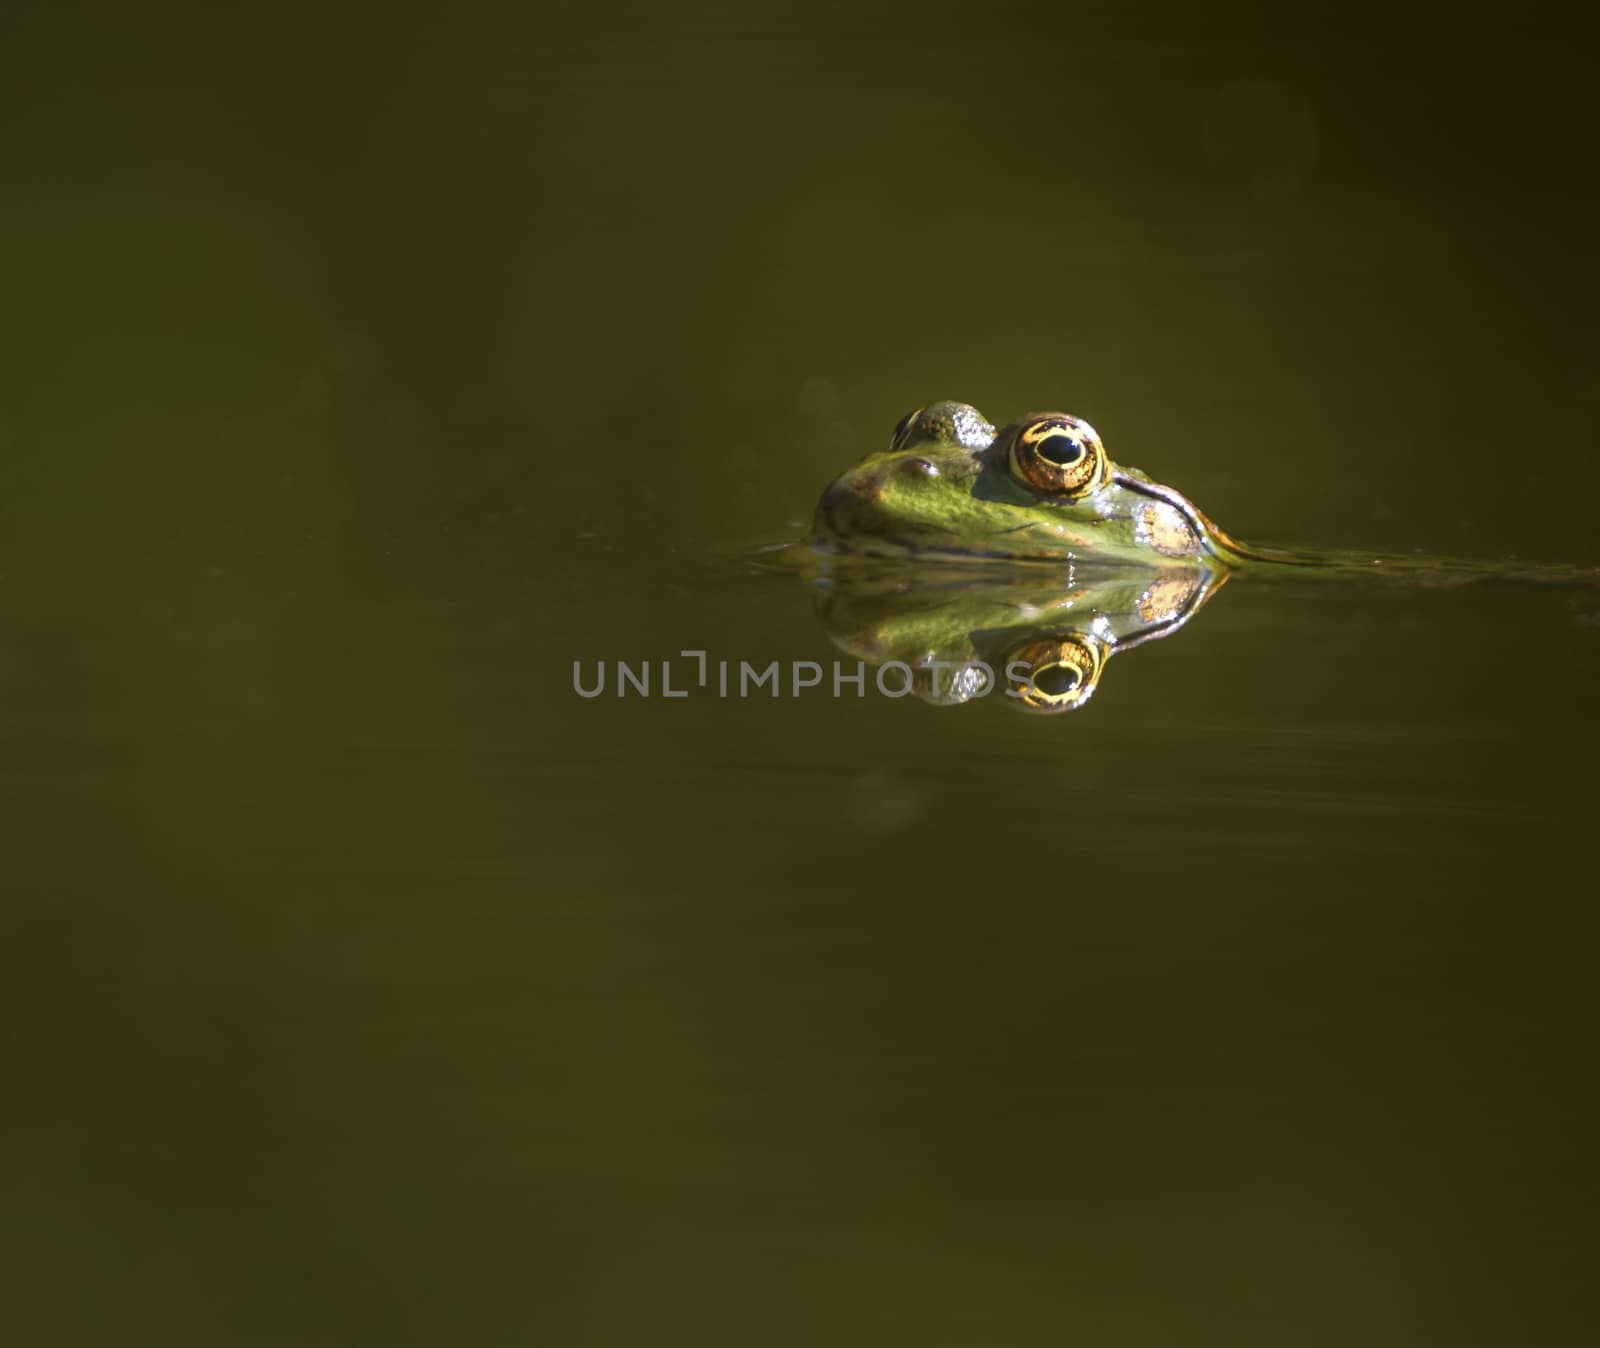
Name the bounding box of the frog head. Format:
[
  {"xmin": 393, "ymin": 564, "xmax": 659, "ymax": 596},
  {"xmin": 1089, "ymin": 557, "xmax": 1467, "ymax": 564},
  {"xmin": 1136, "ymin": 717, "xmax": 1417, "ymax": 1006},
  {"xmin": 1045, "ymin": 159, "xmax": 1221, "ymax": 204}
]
[{"xmin": 811, "ymin": 400, "xmax": 1251, "ymax": 568}]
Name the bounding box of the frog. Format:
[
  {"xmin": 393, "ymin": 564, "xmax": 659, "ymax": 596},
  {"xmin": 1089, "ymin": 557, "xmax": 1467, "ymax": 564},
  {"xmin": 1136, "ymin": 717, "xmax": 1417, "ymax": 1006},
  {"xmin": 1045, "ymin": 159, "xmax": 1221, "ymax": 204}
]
[
  {"xmin": 804, "ymin": 400, "xmax": 1596, "ymax": 582},
  {"xmin": 807, "ymin": 400, "xmax": 1266, "ymax": 569}
]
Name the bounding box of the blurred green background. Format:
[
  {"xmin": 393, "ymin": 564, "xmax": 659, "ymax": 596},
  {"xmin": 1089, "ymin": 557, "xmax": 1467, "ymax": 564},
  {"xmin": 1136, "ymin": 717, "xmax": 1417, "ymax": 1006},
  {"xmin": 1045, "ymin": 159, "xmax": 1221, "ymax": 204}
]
[{"xmin": 2, "ymin": 10, "xmax": 1598, "ymax": 1346}]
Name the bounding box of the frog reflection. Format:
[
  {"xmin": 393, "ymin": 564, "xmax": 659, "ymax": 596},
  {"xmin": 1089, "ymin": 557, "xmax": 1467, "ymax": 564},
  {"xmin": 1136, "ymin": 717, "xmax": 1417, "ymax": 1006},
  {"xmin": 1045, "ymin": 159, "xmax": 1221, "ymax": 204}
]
[{"xmin": 813, "ymin": 563, "xmax": 1223, "ymax": 714}]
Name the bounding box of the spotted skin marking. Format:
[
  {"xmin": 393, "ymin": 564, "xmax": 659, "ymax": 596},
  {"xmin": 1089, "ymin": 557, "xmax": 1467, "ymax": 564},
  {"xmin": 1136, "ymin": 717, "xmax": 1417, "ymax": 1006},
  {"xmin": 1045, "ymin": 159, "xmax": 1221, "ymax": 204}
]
[
  {"xmin": 1137, "ymin": 501, "xmax": 1200, "ymax": 559},
  {"xmin": 1138, "ymin": 573, "xmax": 1203, "ymax": 624}
]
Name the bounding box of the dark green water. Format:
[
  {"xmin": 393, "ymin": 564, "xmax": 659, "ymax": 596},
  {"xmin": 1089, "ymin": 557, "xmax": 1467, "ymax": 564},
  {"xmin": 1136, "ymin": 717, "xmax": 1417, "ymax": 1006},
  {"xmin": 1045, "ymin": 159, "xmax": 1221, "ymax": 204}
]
[{"xmin": 4, "ymin": 17, "xmax": 1599, "ymax": 1346}]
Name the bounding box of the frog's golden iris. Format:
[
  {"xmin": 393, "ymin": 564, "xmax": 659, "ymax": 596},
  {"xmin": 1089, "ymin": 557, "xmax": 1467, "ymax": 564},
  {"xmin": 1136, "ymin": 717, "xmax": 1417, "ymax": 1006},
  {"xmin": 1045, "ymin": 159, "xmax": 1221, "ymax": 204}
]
[
  {"xmin": 1007, "ymin": 414, "xmax": 1110, "ymax": 499},
  {"xmin": 1007, "ymin": 634, "xmax": 1106, "ymax": 713}
]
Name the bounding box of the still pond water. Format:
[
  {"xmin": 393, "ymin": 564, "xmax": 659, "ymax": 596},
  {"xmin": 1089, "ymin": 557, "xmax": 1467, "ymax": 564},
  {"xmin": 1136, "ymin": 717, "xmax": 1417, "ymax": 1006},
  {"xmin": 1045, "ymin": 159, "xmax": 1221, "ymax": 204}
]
[{"xmin": 5, "ymin": 24, "xmax": 1599, "ymax": 1347}]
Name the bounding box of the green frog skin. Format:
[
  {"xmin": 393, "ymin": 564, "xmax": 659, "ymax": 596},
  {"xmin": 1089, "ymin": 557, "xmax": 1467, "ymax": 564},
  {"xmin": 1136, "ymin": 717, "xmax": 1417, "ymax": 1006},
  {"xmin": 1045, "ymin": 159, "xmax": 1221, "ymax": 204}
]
[{"xmin": 809, "ymin": 401, "xmax": 1262, "ymax": 569}]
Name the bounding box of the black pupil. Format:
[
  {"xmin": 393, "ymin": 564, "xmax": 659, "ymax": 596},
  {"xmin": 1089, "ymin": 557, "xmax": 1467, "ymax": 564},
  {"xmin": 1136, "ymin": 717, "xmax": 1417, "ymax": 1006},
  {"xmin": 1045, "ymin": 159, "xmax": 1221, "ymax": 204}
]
[
  {"xmin": 1038, "ymin": 433, "xmax": 1083, "ymax": 465},
  {"xmin": 1034, "ymin": 664, "xmax": 1083, "ymax": 697}
]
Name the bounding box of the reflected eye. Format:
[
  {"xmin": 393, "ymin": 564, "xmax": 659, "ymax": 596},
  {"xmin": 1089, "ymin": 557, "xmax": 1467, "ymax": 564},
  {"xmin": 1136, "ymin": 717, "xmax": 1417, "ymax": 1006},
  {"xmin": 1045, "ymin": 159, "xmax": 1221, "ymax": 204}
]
[
  {"xmin": 890, "ymin": 409, "xmax": 919, "ymax": 450},
  {"xmin": 1033, "ymin": 663, "xmax": 1083, "ymax": 697},
  {"xmin": 1007, "ymin": 413, "xmax": 1109, "ymax": 498},
  {"xmin": 1007, "ymin": 635, "xmax": 1106, "ymax": 714}
]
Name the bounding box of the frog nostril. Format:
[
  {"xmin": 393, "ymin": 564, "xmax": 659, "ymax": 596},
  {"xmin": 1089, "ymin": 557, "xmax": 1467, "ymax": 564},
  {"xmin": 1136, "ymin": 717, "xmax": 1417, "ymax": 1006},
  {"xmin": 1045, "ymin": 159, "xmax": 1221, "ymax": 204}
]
[{"xmin": 899, "ymin": 457, "xmax": 940, "ymax": 478}]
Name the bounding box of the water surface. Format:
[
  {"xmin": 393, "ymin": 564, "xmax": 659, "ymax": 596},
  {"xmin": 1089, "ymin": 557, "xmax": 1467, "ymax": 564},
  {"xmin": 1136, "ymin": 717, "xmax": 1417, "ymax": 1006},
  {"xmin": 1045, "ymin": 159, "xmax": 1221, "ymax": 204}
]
[{"xmin": 4, "ymin": 18, "xmax": 1598, "ymax": 1347}]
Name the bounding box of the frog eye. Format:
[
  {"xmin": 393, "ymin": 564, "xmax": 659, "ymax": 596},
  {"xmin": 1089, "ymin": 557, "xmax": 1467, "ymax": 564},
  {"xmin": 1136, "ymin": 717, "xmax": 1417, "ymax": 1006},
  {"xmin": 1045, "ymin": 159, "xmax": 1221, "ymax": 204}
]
[
  {"xmin": 1006, "ymin": 635, "xmax": 1106, "ymax": 714},
  {"xmin": 888, "ymin": 402, "xmax": 996, "ymax": 452},
  {"xmin": 1007, "ymin": 413, "xmax": 1110, "ymax": 498}
]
